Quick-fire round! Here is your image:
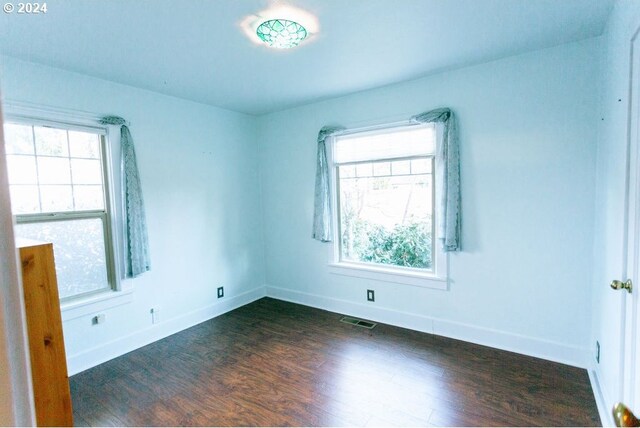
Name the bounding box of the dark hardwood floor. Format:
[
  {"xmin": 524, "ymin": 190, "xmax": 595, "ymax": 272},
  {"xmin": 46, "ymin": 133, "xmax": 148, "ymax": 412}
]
[{"xmin": 70, "ymin": 298, "xmax": 600, "ymax": 427}]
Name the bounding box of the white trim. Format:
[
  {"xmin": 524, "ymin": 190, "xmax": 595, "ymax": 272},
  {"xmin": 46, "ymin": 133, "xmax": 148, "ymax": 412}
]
[
  {"xmin": 589, "ymin": 364, "xmax": 614, "ymax": 427},
  {"xmin": 5, "ymin": 115, "xmax": 107, "ymax": 135},
  {"xmin": 326, "ymin": 125, "xmax": 449, "ymax": 288},
  {"xmin": 61, "ymin": 289, "xmax": 133, "ymax": 322},
  {"xmin": 265, "ymin": 285, "xmax": 589, "ymax": 368},
  {"xmin": 328, "ymin": 262, "xmax": 448, "ymax": 289},
  {"xmin": 66, "ymin": 285, "xmax": 266, "ymax": 375},
  {"xmin": 2, "ymin": 100, "xmax": 104, "ymax": 127},
  {"xmin": 622, "ymin": 22, "xmax": 640, "ymax": 411},
  {"xmin": 268, "ymin": 285, "xmax": 435, "ymax": 333},
  {"xmin": 3, "ymin": 103, "xmax": 125, "ymax": 300},
  {"xmin": 103, "ymin": 125, "xmax": 125, "ymax": 286}
]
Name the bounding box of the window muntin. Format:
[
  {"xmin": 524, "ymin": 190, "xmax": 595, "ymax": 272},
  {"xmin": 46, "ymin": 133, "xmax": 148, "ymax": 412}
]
[
  {"xmin": 6, "ymin": 123, "xmax": 105, "ymax": 214},
  {"xmin": 5, "ymin": 121, "xmax": 115, "ymax": 300},
  {"xmin": 334, "ymin": 125, "xmax": 436, "ymax": 272}
]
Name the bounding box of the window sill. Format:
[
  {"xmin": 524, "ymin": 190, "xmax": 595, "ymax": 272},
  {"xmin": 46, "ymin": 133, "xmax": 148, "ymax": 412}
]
[
  {"xmin": 61, "ymin": 288, "xmax": 133, "ymax": 322},
  {"xmin": 328, "ymin": 262, "xmax": 448, "ymax": 290}
]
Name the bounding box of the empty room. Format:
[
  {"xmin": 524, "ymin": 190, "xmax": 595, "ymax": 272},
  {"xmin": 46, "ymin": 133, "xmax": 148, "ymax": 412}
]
[{"xmin": 1, "ymin": 0, "xmax": 640, "ymax": 426}]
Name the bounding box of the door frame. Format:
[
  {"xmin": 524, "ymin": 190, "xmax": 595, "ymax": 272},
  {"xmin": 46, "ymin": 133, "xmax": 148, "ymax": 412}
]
[
  {"xmin": 0, "ymin": 101, "xmax": 35, "ymax": 425},
  {"xmin": 622, "ymin": 22, "xmax": 640, "ymax": 412}
]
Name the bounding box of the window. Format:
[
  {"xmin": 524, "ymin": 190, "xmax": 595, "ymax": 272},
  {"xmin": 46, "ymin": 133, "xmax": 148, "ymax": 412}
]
[
  {"xmin": 5, "ymin": 120, "xmax": 117, "ymax": 301},
  {"xmin": 330, "ymin": 124, "xmax": 446, "ymax": 287}
]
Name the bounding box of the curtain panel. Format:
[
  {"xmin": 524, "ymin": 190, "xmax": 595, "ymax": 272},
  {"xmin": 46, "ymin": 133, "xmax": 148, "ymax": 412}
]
[
  {"xmin": 312, "ymin": 126, "xmax": 344, "ymax": 242},
  {"xmin": 411, "ymin": 108, "xmax": 461, "ymax": 251},
  {"xmin": 100, "ymin": 116, "xmax": 151, "ymax": 277}
]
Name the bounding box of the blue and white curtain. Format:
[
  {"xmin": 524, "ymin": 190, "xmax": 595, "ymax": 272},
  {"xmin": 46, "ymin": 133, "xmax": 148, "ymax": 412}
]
[
  {"xmin": 100, "ymin": 116, "xmax": 151, "ymax": 277},
  {"xmin": 312, "ymin": 126, "xmax": 344, "ymax": 242},
  {"xmin": 411, "ymin": 108, "xmax": 461, "ymax": 251}
]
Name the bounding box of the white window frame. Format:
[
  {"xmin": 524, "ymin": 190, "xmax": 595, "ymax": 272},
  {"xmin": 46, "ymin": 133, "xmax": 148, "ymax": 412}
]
[
  {"xmin": 327, "ymin": 122, "xmax": 448, "ymax": 290},
  {"xmin": 4, "ymin": 102, "xmax": 132, "ymax": 319}
]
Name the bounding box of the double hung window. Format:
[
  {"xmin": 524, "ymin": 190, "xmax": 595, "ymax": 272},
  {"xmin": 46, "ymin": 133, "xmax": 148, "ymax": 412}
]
[
  {"xmin": 5, "ymin": 120, "xmax": 116, "ymax": 301},
  {"xmin": 331, "ymin": 124, "xmax": 445, "ymax": 286}
]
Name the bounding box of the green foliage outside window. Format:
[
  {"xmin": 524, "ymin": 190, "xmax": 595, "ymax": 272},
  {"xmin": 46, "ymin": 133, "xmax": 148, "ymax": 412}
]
[{"xmin": 342, "ymin": 218, "xmax": 432, "ymax": 269}]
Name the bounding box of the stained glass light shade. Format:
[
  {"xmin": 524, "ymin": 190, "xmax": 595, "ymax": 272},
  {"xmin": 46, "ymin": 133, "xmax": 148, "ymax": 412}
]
[{"xmin": 256, "ymin": 19, "xmax": 307, "ymax": 49}]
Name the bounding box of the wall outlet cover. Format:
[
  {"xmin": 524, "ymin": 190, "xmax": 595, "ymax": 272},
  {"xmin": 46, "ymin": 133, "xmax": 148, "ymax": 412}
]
[
  {"xmin": 92, "ymin": 314, "xmax": 105, "ymax": 325},
  {"xmin": 217, "ymin": 286, "xmax": 224, "ymax": 298},
  {"xmin": 367, "ymin": 289, "xmax": 375, "ymax": 302},
  {"xmin": 151, "ymin": 308, "xmax": 160, "ymax": 324}
]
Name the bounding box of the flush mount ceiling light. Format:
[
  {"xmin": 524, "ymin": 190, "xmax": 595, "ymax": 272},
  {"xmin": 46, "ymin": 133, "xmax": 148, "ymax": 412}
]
[{"xmin": 256, "ymin": 19, "xmax": 308, "ymax": 49}]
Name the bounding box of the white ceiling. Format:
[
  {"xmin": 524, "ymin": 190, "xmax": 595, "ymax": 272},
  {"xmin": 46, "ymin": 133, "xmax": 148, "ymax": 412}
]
[{"xmin": 0, "ymin": 0, "xmax": 614, "ymax": 115}]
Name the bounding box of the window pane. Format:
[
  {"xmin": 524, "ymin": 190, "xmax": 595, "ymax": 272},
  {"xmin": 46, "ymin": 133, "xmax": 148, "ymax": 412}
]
[
  {"xmin": 6, "ymin": 122, "xmax": 113, "ymax": 301},
  {"xmin": 4, "ymin": 124, "xmax": 34, "ymax": 154},
  {"xmin": 69, "ymin": 131, "xmax": 100, "ymax": 159},
  {"xmin": 373, "ymin": 162, "xmax": 391, "ymax": 177},
  {"xmin": 71, "ymin": 159, "xmax": 103, "ymax": 185},
  {"xmin": 339, "ymin": 159, "xmax": 433, "ymax": 270},
  {"xmin": 73, "ymin": 185, "xmax": 104, "ymax": 210},
  {"xmin": 34, "ymin": 126, "xmax": 69, "ymax": 157},
  {"xmin": 6, "ymin": 155, "xmax": 38, "ymax": 184},
  {"xmin": 411, "ymin": 158, "xmax": 432, "ymax": 174},
  {"xmin": 40, "ymin": 185, "xmax": 73, "ymax": 212},
  {"xmin": 9, "ymin": 185, "xmax": 40, "ymax": 214},
  {"xmin": 355, "ymin": 163, "xmax": 373, "ymax": 178},
  {"xmin": 15, "ymin": 218, "xmax": 110, "ymax": 299},
  {"xmin": 391, "ymin": 160, "xmax": 411, "ymax": 175},
  {"xmin": 37, "ymin": 157, "xmax": 71, "ymax": 184},
  {"xmin": 334, "ymin": 126, "xmax": 435, "ymax": 164},
  {"xmin": 340, "ymin": 165, "xmax": 355, "ymax": 178}
]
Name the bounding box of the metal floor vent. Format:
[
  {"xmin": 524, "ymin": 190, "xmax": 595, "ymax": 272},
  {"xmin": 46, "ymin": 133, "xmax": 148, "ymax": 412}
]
[{"xmin": 340, "ymin": 316, "xmax": 377, "ymax": 329}]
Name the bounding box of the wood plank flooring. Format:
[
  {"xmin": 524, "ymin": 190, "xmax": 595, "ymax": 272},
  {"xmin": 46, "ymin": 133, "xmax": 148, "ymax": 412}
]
[{"xmin": 70, "ymin": 297, "xmax": 600, "ymax": 426}]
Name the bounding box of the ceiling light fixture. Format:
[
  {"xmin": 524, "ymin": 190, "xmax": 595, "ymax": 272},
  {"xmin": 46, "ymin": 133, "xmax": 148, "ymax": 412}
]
[{"xmin": 256, "ymin": 19, "xmax": 307, "ymax": 49}]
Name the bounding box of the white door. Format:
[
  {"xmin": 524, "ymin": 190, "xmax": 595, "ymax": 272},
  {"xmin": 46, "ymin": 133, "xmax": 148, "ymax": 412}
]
[{"xmin": 619, "ymin": 24, "xmax": 640, "ymax": 418}]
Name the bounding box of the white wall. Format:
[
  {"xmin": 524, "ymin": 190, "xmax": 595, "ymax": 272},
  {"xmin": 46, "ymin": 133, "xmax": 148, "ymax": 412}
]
[
  {"xmin": 591, "ymin": 0, "xmax": 640, "ymax": 423},
  {"xmin": 0, "ymin": 56, "xmax": 266, "ymax": 374},
  {"xmin": 258, "ymin": 38, "xmax": 600, "ymax": 367},
  {"xmin": 0, "ymin": 31, "xmax": 603, "ymax": 390}
]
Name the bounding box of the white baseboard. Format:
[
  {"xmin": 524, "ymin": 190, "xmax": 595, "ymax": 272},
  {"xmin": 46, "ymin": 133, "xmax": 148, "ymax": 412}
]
[
  {"xmin": 67, "ymin": 283, "xmax": 599, "ymax": 418},
  {"xmin": 266, "ymin": 285, "xmax": 589, "ymax": 369},
  {"xmin": 267, "ymin": 284, "xmax": 437, "ymax": 334},
  {"xmin": 589, "ymin": 364, "xmax": 614, "ymax": 427},
  {"xmin": 67, "ymin": 286, "xmax": 266, "ymax": 375},
  {"xmin": 67, "ymin": 283, "xmax": 590, "ymax": 379}
]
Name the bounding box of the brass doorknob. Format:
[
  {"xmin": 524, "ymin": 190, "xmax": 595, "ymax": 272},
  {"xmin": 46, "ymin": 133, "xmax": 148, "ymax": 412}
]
[
  {"xmin": 611, "ymin": 279, "xmax": 633, "ymax": 293},
  {"xmin": 612, "ymin": 402, "xmax": 640, "ymax": 427}
]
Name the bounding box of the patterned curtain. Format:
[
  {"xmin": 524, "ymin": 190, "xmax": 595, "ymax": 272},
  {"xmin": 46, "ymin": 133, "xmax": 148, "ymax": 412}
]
[
  {"xmin": 312, "ymin": 126, "xmax": 344, "ymax": 242},
  {"xmin": 411, "ymin": 108, "xmax": 461, "ymax": 251},
  {"xmin": 100, "ymin": 116, "xmax": 151, "ymax": 277}
]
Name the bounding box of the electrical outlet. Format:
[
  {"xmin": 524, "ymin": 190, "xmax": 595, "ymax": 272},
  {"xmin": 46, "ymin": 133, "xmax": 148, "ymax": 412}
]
[
  {"xmin": 596, "ymin": 341, "xmax": 600, "ymax": 364},
  {"xmin": 367, "ymin": 289, "xmax": 375, "ymax": 302},
  {"xmin": 151, "ymin": 308, "xmax": 160, "ymax": 324},
  {"xmin": 92, "ymin": 314, "xmax": 105, "ymax": 325},
  {"xmin": 217, "ymin": 286, "xmax": 224, "ymax": 298}
]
